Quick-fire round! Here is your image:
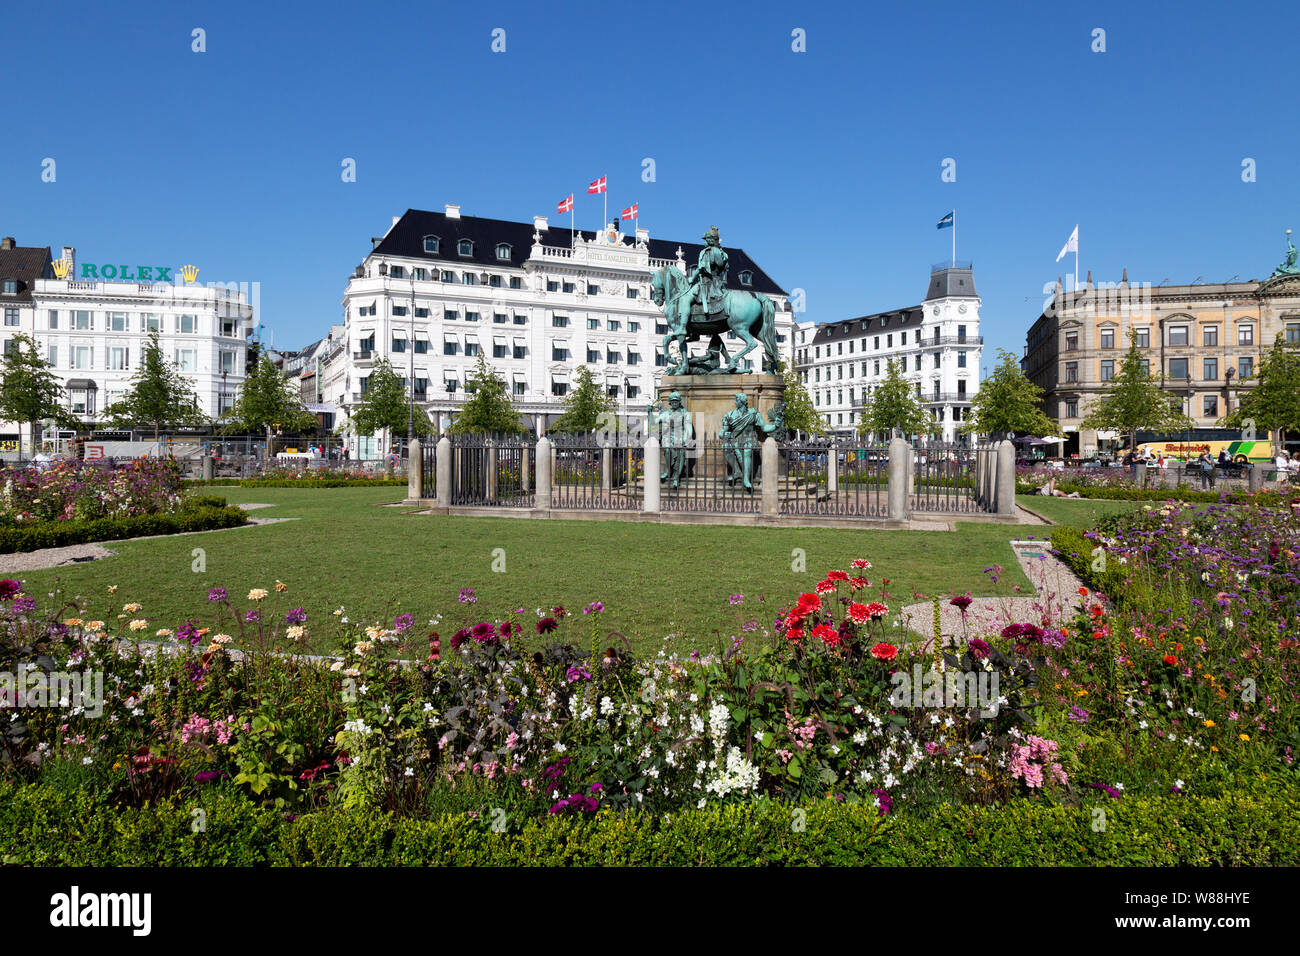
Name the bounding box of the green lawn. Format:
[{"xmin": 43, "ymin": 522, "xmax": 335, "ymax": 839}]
[
  {"xmin": 18, "ymin": 488, "xmax": 1097, "ymax": 655},
  {"xmin": 1014, "ymin": 493, "xmax": 1145, "ymax": 529}
]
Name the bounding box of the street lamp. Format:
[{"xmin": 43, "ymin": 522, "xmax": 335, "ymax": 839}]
[
  {"xmin": 1185, "ymin": 372, "xmax": 1193, "ymax": 460},
  {"xmin": 1224, "ymin": 365, "xmax": 1235, "ymax": 416},
  {"xmin": 408, "ymin": 272, "xmax": 416, "ymax": 450}
]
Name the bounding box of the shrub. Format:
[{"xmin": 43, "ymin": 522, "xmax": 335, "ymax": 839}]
[{"xmin": 0, "ymin": 505, "xmax": 248, "ymax": 553}]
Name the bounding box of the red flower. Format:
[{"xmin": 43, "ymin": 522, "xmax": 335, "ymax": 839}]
[
  {"xmin": 864, "ymin": 602, "xmax": 889, "ymax": 620},
  {"xmin": 782, "ymin": 611, "xmax": 805, "ymax": 632},
  {"xmin": 850, "ymin": 577, "xmax": 869, "ymax": 591},
  {"xmin": 815, "ymin": 580, "xmax": 837, "ymax": 595},
  {"xmin": 1078, "ymin": 587, "xmax": 1089, "ymax": 597},
  {"xmin": 785, "ymin": 627, "xmax": 805, "ymax": 643},
  {"xmin": 813, "ymin": 624, "xmax": 840, "ymax": 647},
  {"xmin": 795, "ymin": 593, "xmax": 822, "ymax": 615},
  {"xmin": 1163, "ymin": 654, "xmax": 1178, "ymax": 666},
  {"xmin": 1090, "ymin": 605, "xmax": 1104, "ymax": 618},
  {"xmin": 851, "ymin": 559, "xmax": 872, "ymax": 569},
  {"xmin": 870, "ymin": 642, "xmax": 898, "ymax": 661},
  {"xmin": 848, "ymin": 602, "xmax": 870, "ymax": 624},
  {"xmin": 826, "ymin": 570, "xmax": 849, "ymax": 582}
]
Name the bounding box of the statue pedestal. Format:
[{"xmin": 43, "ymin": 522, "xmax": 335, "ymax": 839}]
[{"xmin": 659, "ymin": 373, "xmax": 785, "ymax": 479}]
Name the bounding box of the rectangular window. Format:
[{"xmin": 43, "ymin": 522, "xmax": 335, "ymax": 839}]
[
  {"xmin": 588, "ymin": 349, "xmax": 600, "ymax": 363},
  {"xmin": 873, "ymin": 336, "xmax": 880, "ymax": 350},
  {"xmin": 899, "ymin": 333, "xmax": 906, "ymax": 346},
  {"xmin": 513, "ymin": 381, "xmax": 526, "ymax": 396},
  {"xmin": 656, "ymin": 322, "xmax": 667, "ymax": 335},
  {"xmin": 1169, "ymin": 357, "xmax": 1188, "ymax": 380},
  {"xmin": 957, "ymin": 325, "xmax": 967, "ymax": 340},
  {"xmin": 1100, "ymin": 359, "xmax": 1115, "ymax": 381},
  {"xmin": 444, "ymin": 310, "xmax": 457, "ymax": 321},
  {"xmin": 552, "ymin": 315, "xmax": 569, "ymax": 328},
  {"xmin": 1065, "ymin": 361, "xmax": 1078, "ymax": 382},
  {"xmin": 465, "ymin": 340, "xmax": 480, "ymax": 357},
  {"xmin": 513, "ymin": 344, "xmax": 526, "ymax": 359},
  {"xmin": 1287, "ymin": 323, "xmax": 1300, "ymax": 345},
  {"xmin": 547, "ymin": 280, "xmax": 559, "ymax": 292},
  {"xmin": 588, "ymin": 318, "xmax": 599, "ymax": 330},
  {"xmin": 493, "ymin": 343, "xmax": 508, "ymax": 359},
  {"xmin": 1065, "ymin": 400, "xmax": 1078, "ymax": 418},
  {"xmin": 462, "ymin": 273, "xmax": 477, "ymax": 285},
  {"xmin": 588, "ymin": 284, "xmax": 599, "ymax": 295},
  {"xmin": 873, "ymin": 360, "xmax": 880, "ymax": 375},
  {"xmin": 513, "ymin": 314, "xmax": 526, "ymax": 325},
  {"xmin": 655, "ymin": 352, "xmax": 666, "ymax": 367},
  {"xmin": 957, "ymin": 351, "xmax": 967, "ymax": 368},
  {"xmin": 1203, "ymin": 357, "xmax": 1218, "ymax": 380},
  {"xmin": 886, "ymin": 335, "xmax": 893, "ymax": 348},
  {"xmin": 465, "ymin": 312, "xmax": 479, "ymax": 322},
  {"xmin": 608, "ymin": 320, "xmax": 620, "ymax": 332},
  {"xmin": 606, "ymin": 350, "xmax": 619, "ymax": 364},
  {"xmin": 1203, "ymin": 395, "xmax": 1218, "ymax": 417},
  {"xmin": 108, "ymin": 346, "xmax": 128, "ymax": 370},
  {"xmin": 562, "ymin": 282, "xmax": 575, "ymax": 294},
  {"xmin": 956, "ymin": 380, "xmax": 966, "ymax": 396},
  {"xmin": 626, "ymin": 288, "xmax": 638, "ymax": 299},
  {"xmin": 932, "ymin": 353, "xmax": 940, "ymax": 369},
  {"xmin": 627, "ymin": 351, "xmax": 640, "ymax": 365},
  {"xmin": 75, "ymin": 310, "xmax": 91, "ymax": 331},
  {"xmin": 219, "ymin": 351, "xmax": 236, "ymax": 373},
  {"xmin": 1100, "ymin": 328, "xmax": 1115, "ymax": 349},
  {"xmin": 489, "ymin": 275, "xmax": 502, "ymax": 288},
  {"xmin": 1169, "ymin": 326, "xmax": 1188, "ymax": 346},
  {"xmin": 914, "ymin": 355, "xmax": 921, "ymax": 371},
  {"xmin": 176, "ymin": 349, "xmax": 196, "ymax": 372},
  {"xmin": 414, "ymin": 338, "xmax": 428, "ymax": 354},
  {"xmin": 1065, "ymin": 331, "xmax": 1078, "ymax": 351},
  {"xmin": 551, "ymin": 381, "xmax": 568, "ymax": 397},
  {"xmin": 73, "ymin": 346, "xmax": 91, "ymax": 369},
  {"xmin": 48, "ymin": 345, "xmax": 57, "ymax": 366},
  {"xmin": 552, "ymin": 346, "xmax": 569, "ymax": 362},
  {"xmin": 414, "ymin": 307, "xmax": 429, "ymax": 319},
  {"xmin": 1238, "ymin": 324, "xmax": 1254, "ymax": 346},
  {"xmin": 392, "ymin": 305, "xmax": 407, "ymax": 317},
  {"xmin": 2, "ymin": 309, "xmax": 18, "ymax": 326},
  {"xmin": 444, "ymin": 340, "xmax": 458, "ymax": 356},
  {"xmin": 177, "ymin": 314, "xmax": 196, "ymax": 334},
  {"xmin": 629, "ymin": 321, "xmax": 640, "ymax": 332},
  {"xmin": 1203, "ymin": 325, "xmax": 1219, "ymax": 347},
  {"xmin": 1135, "ymin": 327, "xmax": 1150, "ymax": 348},
  {"xmin": 47, "ymin": 310, "xmax": 58, "ymax": 329},
  {"xmin": 493, "ymin": 313, "xmax": 508, "ymax": 324},
  {"xmin": 1239, "ymin": 356, "xmax": 1253, "ymax": 379},
  {"xmin": 509, "ymin": 277, "xmax": 522, "ymax": 290},
  {"xmin": 392, "ymin": 337, "xmax": 406, "ymax": 353},
  {"xmin": 441, "ymin": 270, "xmax": 456, "ymax": 283},
  {"xmin": 105, "ymin": 312, "xmax": 125, "ymax": 332}
]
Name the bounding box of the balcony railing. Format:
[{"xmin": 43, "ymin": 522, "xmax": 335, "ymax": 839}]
[{"xmin": 353, "ymin": 350, "xmax": 374, "ymax": 361}]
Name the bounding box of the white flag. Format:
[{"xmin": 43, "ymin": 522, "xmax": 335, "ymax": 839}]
[{"xmin": 1056, "ymin": 225, "xmax": 1078, "ymax": 262}]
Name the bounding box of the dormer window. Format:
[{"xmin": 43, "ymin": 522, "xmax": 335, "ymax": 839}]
[
  {"xmin": 423, "ymin": 236, "xmax": 440, "ymax": 254},
  {"xmin": 457, "ymin": 239, "xmax": 474, "ymax": 256},
  {"xmin": 1, "ymin": 279, "xmax": 16, "ymax": 295},
  {"xmin": 738, "ymin": 270, "xmax": 753, "ymax": 286},
  {"xmin": 495, "ymin": 243, "xmax": 512, "ymax": 261}
]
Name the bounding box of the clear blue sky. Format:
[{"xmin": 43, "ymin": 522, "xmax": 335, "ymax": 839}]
[{"xmin": 3, "ymin": 0, "xmax": 1296, "ymax": 372}]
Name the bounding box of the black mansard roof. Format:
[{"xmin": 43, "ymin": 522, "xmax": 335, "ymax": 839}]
[
  {"xmin": 369, "ymin": 209, "xmax": 787, "ymax": 296},
  {"xmin": 0, "ymin": 242, "xmax": 53, "ymax": 303},
  {"xmin": 811, "ymin": 306, "xmax": 927, "ymax": 343}
]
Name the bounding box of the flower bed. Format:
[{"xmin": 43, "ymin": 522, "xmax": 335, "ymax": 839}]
[
  {"xmin": 193, "ymin": 466, "xmax": 407, "ymax": 488},
  {"xmin": 1, "ymin": 458, "xmax": 184, "ymax": 525}
]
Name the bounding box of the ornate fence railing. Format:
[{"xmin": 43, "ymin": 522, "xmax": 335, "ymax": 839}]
[
  {"xmin": 550, "ymin": 433, "xmax": 643, "ymax": 510},
  {"xmin": 448, "ymin": 433, "xmax": 535, "ymax": 507},
  {"xmin": 911, "ymin": 441, "xmax": 984, "ymax": 513},
  {"xmin": 780, "ymin": 438, "xmax": 889, "ymax": 517},
  {"xmin": 660, "ymin": 435, "xmax": 762, "ymax": 514}
]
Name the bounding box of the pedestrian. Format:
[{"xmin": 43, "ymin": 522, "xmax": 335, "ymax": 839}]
[
  {"xmin": 1198, "ymin": 450, "xmax": 1216, "ymax": 489},
  {"xmin": 1274, "ymin": 450, "xmax": 1290, "ymax": 484}
]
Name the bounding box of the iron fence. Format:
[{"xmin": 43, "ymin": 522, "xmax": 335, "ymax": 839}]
[
  {"xmin": 550, "ymin": 432, "xmax": 643, "ymax": 510},
  {"xmin": 660, "ymin": 435, "xmax": 762, "ymax": 514},
  {"xmin": 422, "ymin": 440, "xmax": 436, "ymax": 499},
  {"xmin": 780, "ymin": 438, "xmax": 889, "ymax": 517},
  {"xmin": 448, "ymin": 433, "xmax": 535, "ymax": 507},
  {"xmin": 911, "ymin": 441, "xmax": 984, "ymax": 513}
]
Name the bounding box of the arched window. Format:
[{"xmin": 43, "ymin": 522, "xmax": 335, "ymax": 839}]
[
  {"xmin": 423, "ymin": 236, "xmax": 440, "ymax": 254},
  {"xmin": 495, "ymin": 243, "xmax": 512, "ymax": 261},
  {"xmin": 457, "ymin": 239, "xmax": 474, "ymax": 256}
]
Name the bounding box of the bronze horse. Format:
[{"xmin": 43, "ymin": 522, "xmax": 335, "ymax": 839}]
[{"xmin": 651, "ymin": 265, "xmax": 779, "ymax": 375}]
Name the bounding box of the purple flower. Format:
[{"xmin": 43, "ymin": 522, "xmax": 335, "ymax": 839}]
[
  {"xmin": 566, "ymin": 665, "xmax": 593, "ymax": 683},
  {"xmin": 729, "ymin": 594, "xmax": 744, "ymax": 605},
  {"xmin": 0, "ymin": 579, "xmax": 23, "ymax": 601},
  {"xmin": 11, "ymin": 595, "xmax": 36, "ymax": 615},
  {"xmin": 207, "ymin": 587, "xmax": 227, "ymax": 602},
  {"xmin": 178, "ymin": 620, "xmax": 200, "ymax": 646},
  {"xmin": 950, "ymin": 594, "xmax": 973, "ymax": 612},
  {"xmin": 471, "ymin": 621, "xmax": 495, "ymax": 644},
  {"xmin": 1067, "ymin": 705, "xmax": 1091, "ymax": 723},
  {"xmin": 458, "ymin": 588, "xmax": 477, "ymax": 604},
  {"xmin": 871, "ymin": 788, "xmax": 893, "ymax": 816},
  {"xmin": 245, "ymin": 609, "xmax": 261, "ymax": 624},
  {"xmin": 393, "ymin": 612, "xmax": 414, "ymax": 633},
  {"xmin": 1086, "ymin": 782, "xmax": 1122, "ymax": 799},
  {"xmin": 536, "ymin": 616, "xmax": 559, "ymax": 635},
  {"xmin": 583, "ymin": 601, "xmax": 604, "ymax": 615},
  {"xmin": 449, "ymin": 627, "xmax": 472, "ymax": 648},
  {"xmin": 286, "ymin": 608, "xmax": 308, "ymax": 625},
  {"xmin": 968, "ymin": 637, "xmax": 990, "ymax": 659}
]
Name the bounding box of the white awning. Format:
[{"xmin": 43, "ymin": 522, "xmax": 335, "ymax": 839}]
[
  {"xmin": 358, "ymin": 328, "xmax": 374, "ymax": 336},
  {"xmin": 1096, "ymin": 430, "xmax": 1121, "ymax": 441},
  {"xmin": 513, "ymin": 336, "xmax": 527, "ymax": 347},
  {"xmin": 443, "ymin": 332, "xmax": 458, "ymax": 343},
  {"xmin": 512, "ymin": 372, "xmax": 527, "ymax": 382},
  {"xmin": 464, "ymin": 333, "xmax": 478, "ymax": 342},
  {"xmin": 493, "ymin": 334, "xmax": 508, "ymax": 346},
  {"xmin": 414, "ymin": 331, "xmax": 429, "ymax": 340},
  {"xmin": 551, "ymin": 371, "xmax": 569, "ymax": 383},
  {"xmin": 552, "ymin": 339, "xmax": 568, "ymax": 348},
  {"xmin": 443, "ymin": 369, "xmax": 459, "ymax": 381},
  {"xmin": 391, "ymin": 328, "xmax": 407, "ymax": 338}
]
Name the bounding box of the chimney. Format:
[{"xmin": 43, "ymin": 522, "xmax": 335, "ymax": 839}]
[
  {"xmin": 0, "ymin": 237, "xmax": 14, "ymax": 250},
  {"xmin": 62, "ymin": 246, "xmax": 76, "ymax": 274},
  {"xmin": 1085, "ymin": 269, "xmax": 1092, "ymax": 287},
  {"xmin": 445, "ymin": 203, "xmax": 461, "ymax": 219},
  {"xmin": 1121, "ymin": 267, "xmax": 1128, "ymax": 284},
  {"xmin": 533, "ymin": 216, "xmax": 548, "ymax": 232}
]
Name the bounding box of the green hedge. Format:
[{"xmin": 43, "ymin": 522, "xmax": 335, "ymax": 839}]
[
  {"xmin": 0, "ymin": 505, "xmax": 249, "ymax": 554},
  {"xmin": 1018, "ymin": 482, "xmax": 1235, "ymax": 503},
  {"xmin": 1, "ymin": 780, "xmax": 1294, "ymax": 865},
  {"xmin": 191, "ymin": 478, "xmax": 407, "ymax": 488},
  {"xmin": 1050, "ymin": 524, "xmax": 1133, "ymax": 601}
]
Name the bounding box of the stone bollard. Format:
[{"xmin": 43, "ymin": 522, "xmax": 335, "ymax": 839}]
[
  {"xmin": 436, "ymin": 436, "xmax": 452, "ymax": 508},
  {"xmin": 1249, "ymin": 462, "xmax": 1265, "ymax": 493},
  {"xmin": 643, "ymin": 436, "xmax": 661, "ymax": 513},
  {"xmin": 408, "ymin": 439, "xmax": 422, "ymax": 500},
  {"xmin": 997, "ymin": 440, "xmax": 1016, "ymax": 516},
  {"xmin": 827, "ymin": 444, "xmax": 838, "ymax": 496},
  {"xmin": 601, "ymin": 440, "xmax": 613, "ymax": 495},
  {"xmin": 201, "ymin": 455, "xmax": 215, "ymax": 481},
  {"xmin": 535, "ymin": 436, "xmax": 553, "ymax": 510},
  {"xmin": 1136, "ymin": 462, "xmax": 1147, "ymax": 489},
  {"xmin": 761, "ymin": 437, "xmax": 779, "ymax": 515},
  {"xmin": 888, "ymin": 437, "xmax": 911, "ymax": 521},
  {"xmin": 385, "ymin": 456, "xmax": 395, "ymax": 478},
  {"xmin": 486, "ymin": 440, "xmax": 498, "ymax": 502},
  {"xmin": 520, "ymin": 440, "xmax": 531, "ymax": 493}
]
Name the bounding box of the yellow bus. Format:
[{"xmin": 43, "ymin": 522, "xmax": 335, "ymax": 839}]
[{"xmin": 1131, "ymin": 438, "xmax": 1273, "ymax": 464}]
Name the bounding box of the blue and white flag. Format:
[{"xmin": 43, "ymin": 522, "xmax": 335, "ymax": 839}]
[{"xmin": 936, "ymin": 211, "xmax": 954, "ymax": 230}]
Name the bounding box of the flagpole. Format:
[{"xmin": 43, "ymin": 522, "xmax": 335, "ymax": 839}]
[
  {"xmin": 952, "ymin": 209, "xmax": 956, "ymax": 267},
  {"xmin": 603, "ymin": 180, "xmax": 607, "ymax": 233},
  {"xmin": 1075, "ymin": 229, "xmax": 1080, "ymax": 290}
]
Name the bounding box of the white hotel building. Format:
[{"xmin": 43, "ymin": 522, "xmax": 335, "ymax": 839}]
[
  {"xmin": 0, "ymin": 237, "xmax": 254, "ymax": 449},
  {"xmin": 325, "ymin": 205, "xmax": 795, "ymax": 451},
  {"xmin": 793, "ymin": 263, "xmax": 984, "ymax": 442}
]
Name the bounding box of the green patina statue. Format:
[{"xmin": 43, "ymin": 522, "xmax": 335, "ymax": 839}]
[
  {"xmin": 649, "ymin": 390, "xmax": 694, "ymax": 488},
  {"xmin": 1271, "ymin": 231, "xmax": 1300, "ymax": 278},
  {"xmin": 651, "ymin": 224, "xmax": 780, "ymax": 375},
  {"xmin": 720, "ymin": 391, "xmax": 778, "ymax": 492},
  {"xmin": 683, "ymin": 334, "xmax": 732, "ymax": 375}
]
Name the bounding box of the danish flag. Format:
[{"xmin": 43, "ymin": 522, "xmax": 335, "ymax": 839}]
[
  {"xmin": 557, "ymin": 194, "xmax": 573, "ymax": 214},
  {"xmin": 620, "ymin": 203, "xmax": 638, "ymax": 220},
  {"xmin": 587, "ymin": 176, "xmax": 607, "ymax": 194}
]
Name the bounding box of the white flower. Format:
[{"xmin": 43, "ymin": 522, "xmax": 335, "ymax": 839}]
[
  {"xmin": 600, "ymin": 696, "xmax": 615, "ymax": 716},
  {"xmin": 553, "ymin": 742, "xmax": 566, "ymax": 752},
  {"xmin": 404, "ymin": 767, "xmax": 414, "ymax": 777},
  {"xmin": 343, "ymin": 718, "xmax": 370, "ymax": 736}
]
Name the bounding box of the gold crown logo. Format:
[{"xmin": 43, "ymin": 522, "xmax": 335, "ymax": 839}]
[
  {"xmin": 180, "ymin": 264, "xmax": 200, "ymax": 284},
  {"xmin": 51, "ymin": 257, "xmax": 72, "ymax": 279}
]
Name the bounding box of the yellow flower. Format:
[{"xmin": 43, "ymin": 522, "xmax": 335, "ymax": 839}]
[
  {"xmin": 63, "ymin": 618, "xmax": 83, "ymax": 627},
  {"xmin": 213, "ymin": 634, "xmax": 233, "ymax": 645},
  {"xmin": 248, "ymin": 588, "xmax": 268, "ymax": 602},
  {"xmin": 123, "ymin": 603, "xmax": 142, "ymax": 613},
  {"xmin": 86, "ymin": 621, "xmax": 104, "ymax": 630},
  {"xmin": 128, "ymin": 619, "xmax": 148, "ymax": 631},
  {"xmin": 1239, "ymin": 733, "xmax": 1250, "ymax": 742},
  {"xmin": 155, "ymin": 629, "xmax": 174, "ymax": 638},
  {"xmin": 107, "ymin": 586, "xmax": 118, "ymax": 594},
  {"xmin": 354, "ymin": 641, "xmax": 374, "ymax": 655},
  {"xmin": 1075, "ymin": 690, "xmax": 1088, "ymax": 697},
  {"xmin": 286, "ymin": 626, "xmax": 306, "ymax": 642},
  {"xmin": 275, "ymin": 580, "xmax": 287, "ymax": 593},
  {"xmin": 1203, "ymin": 719, "xmax": 1215, "ymax": 728},
  {"xmin": 1210, "ymin": 745, "xmax": 1219, "ymax": 752}
]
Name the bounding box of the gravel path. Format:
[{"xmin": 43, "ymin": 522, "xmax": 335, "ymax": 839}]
[{"xmin": 900, "ymin": 537, "xmax": 1090, "ymax": 650}]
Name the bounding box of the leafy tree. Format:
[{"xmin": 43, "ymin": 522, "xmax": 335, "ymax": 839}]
[
  {"xmin": 0, "ymin": 334, "xmax": 80, "ymax": 456},
  {"xmin": 856, "ymin": 358, "xmax": 936, "ymax": 439},
  {"xmin": 1220, "ymin": 333, "xmax": 1300, "ymax": 446},
  {"xmin": 349, "ymin": 359, "xmax": 434, "ymax": 453},
  {"xmin": 448, "ymin": 353, "xmax": 526, "ymax": 435},
  {"xmin": 964, "ymin": 349, "xmax": 1057, "ymax": 439},
  {"xmin": 1081, "ymin": 330, "xmax": 1193, "ymax": 451},
  {"xmin": 221, "ymin": 353, "xmax": 317, "ymax": 436},
  {"xmin": 102, "ymin": 331, "xmax": 207, "ymax": 438},
  {"xmin": 775, "ymin": 359, "xmax": 826, "ymax": 436},
  {"xmin": 549, "ymin": 365, "xmax": 615, "ymax": 434}
]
